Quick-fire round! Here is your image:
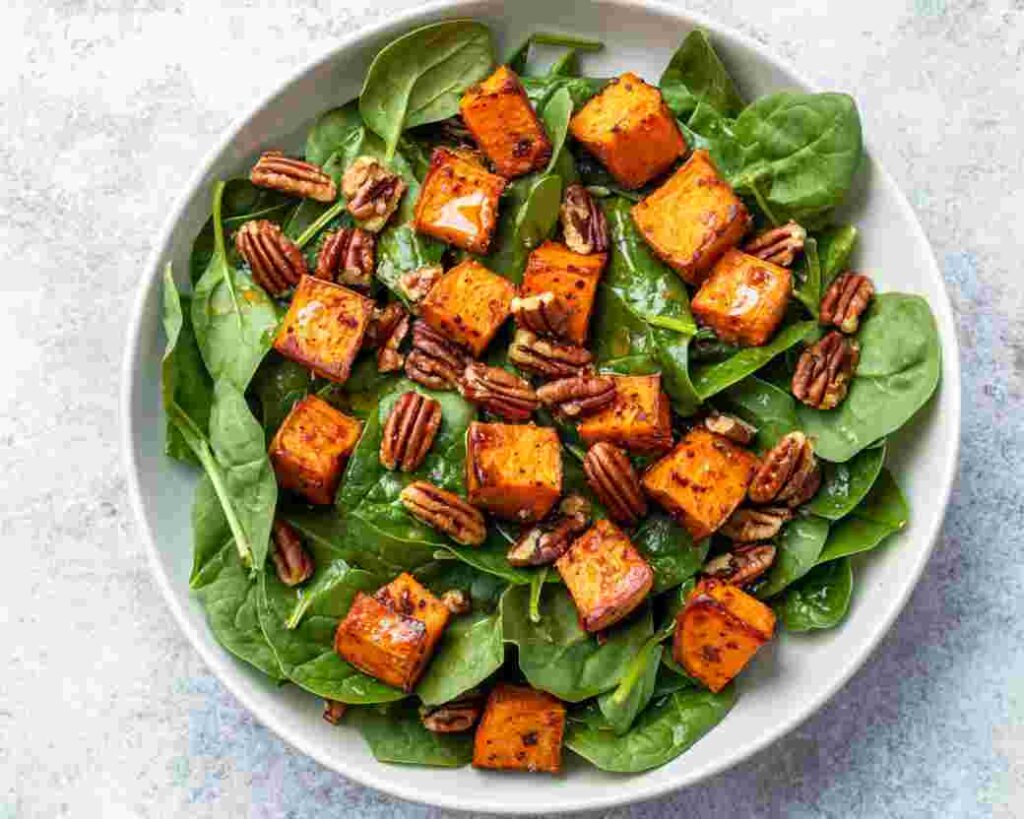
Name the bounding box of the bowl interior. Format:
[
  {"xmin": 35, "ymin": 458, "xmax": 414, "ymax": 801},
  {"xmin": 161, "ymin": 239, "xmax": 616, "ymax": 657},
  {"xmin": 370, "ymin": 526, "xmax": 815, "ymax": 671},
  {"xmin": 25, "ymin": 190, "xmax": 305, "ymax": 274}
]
[{"xmin": 123, "ymin": 0, "xmax": 960, "ymax": 812}]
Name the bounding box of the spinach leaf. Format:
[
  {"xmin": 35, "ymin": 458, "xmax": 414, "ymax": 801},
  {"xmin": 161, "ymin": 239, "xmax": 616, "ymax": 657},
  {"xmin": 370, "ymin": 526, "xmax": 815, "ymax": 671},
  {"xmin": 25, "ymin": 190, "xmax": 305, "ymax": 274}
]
[
  {"xmin": 413, "ymin": 559, "xmax": 507, "ymax": 611},
  {"xmin": 652, "ymin": 662, "xmax": 696, "ymax": 697},
  {"xmin": 806, "ymin": 441, "xmax": 886, "ymax": 521},
  {"xmin": 792, "ymin": 235, "xmax": 822, "ymax": 315},
  {"xmin": 565, "ymin": 686, "xmax": 736, "ymax": 773},
  {"xmin": 522, "ymin": 75, "xmax": 606, "ymax": 112},
  {"xmin": 793, "ymin": 224, "xmax": 858, "ymax": 314},
  {"xmin": 754, "ymin": 515, "xmax": 830, "ymax": 599},
  {"xmin": 359, "ymin": 20, "xmax": 495, "ymax": 160},
  {"xmin": 517, "ymin": 175, "xmax": 563, "ymax": 252},
  {"xmin": 717, "ymin": 376, "xmax": 798, "ymax": 451},
  {"xmin": 775, "ymin": 558, "xmax": 853, "ymax": 632},
  {"xmin": 304, "ymin": 100, "xmax": 363, "ymax": 166},
  {"xmin": 797, "ymin": 294, "xmax": 941, "ymax": 462},
  {"xmin": 250, "ymin": 353, "xmax": 312, "ymax": 438},
  {"xmin": 633, "ymin": 513, "xmax": 709, "ymax": 593},
  {"xmin": 501, "ymin": 584, "xmax": 652, "ymax": 702},
  {"xmin": 442, "ymin": 527, "xmax": 543, "ymax": 585},
  {"xmin": 375, "ymin": 224, "xmax": 445, "ymax": 305},
  {"xmin": 677, "ymin": 100, "xmax": 745, "ymax": 181},
  {"xmin": 506, "ymin": 31, "xmax": 602, "ymax": 74},
  {"xmin": 348, "ymin": 701, "xmax": 472, "ymax": 767},
  {"xmin": 660, "ymin": 29, "xmax": 743, "ymax": 119},
  {"xmin": 416, "ymin": 611, "xmax": 504, "ymax": 706},
  {"xmin": 597, "ymin": 640, "xmax": 663, "ymax": 735},
  {"xmin": 191, "ymin": 181, "xmax": 280, "ymax": 391},
  {"xmin": 540, "ymin": 86, "xmax": 574, "ymax": 175},
  {"xmin": 816, "ymin": 469, "xmax": 908, "ymax": 563}
]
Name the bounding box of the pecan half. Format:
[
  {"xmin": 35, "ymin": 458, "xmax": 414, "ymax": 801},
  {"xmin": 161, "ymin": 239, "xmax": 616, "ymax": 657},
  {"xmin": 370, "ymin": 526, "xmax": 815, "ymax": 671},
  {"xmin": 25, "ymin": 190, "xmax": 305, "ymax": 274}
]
[
  {"xmin": 441, "ymin": 589, "xmax": 471, "ymax": 615},
  {"xmin": 250, "ymin": 150, "xmax": 337, "ymax": 203},
  {"xmin": 342, "ymin": 156, "xmax": 407, "ymax": 232},
  {"xmin": 820, "ymin": 272, "xmax": 875, "ymax": 334},
  {"xmin": 583, "ymin": 442, "xmax": 647, "ymax": 526},
  {"xmin": 380, "ymin": 391, "xmax": 442, "ymax": 472},
  {"xmin": 704, "ymin": 411, "xmax": 758, "ymax": 445},
  {"xmin": 742, "ymin": 220, "xmax": 806, "ymax": 267},
  {"xmin": 510, "ymin": 291, "xmax": 570, "ymax": 339},
  {"xmin": 507, "ymin": 496, "xmax": 592, "ymax": 566},
  {"xmin": 703, "ymin": 544, "xmax": 777, "ymax": 587},
  {"xmin": 719, "ymin": 506, "xmax": 793, "ymax": 542},
  {"xmin": 234, "ymin": 219, "xmax": 307, "ymax": 296},
  {"xmin": 419, "ymin": 692, "xmax": 485, "ymax": 733},
  {"xmin": 364, "ymin": 303, "xmax": 410, "ymax": 374},
  {"xmin": 536, "ymin": 374, "xmax": 616, "ymax": 418},
  {"xmin": 458, "ymin": 361, "xmax": 539, "ymax": 420},
  {"xmin": 792, "ymin": 331, "xmax": 860, "ymax": 410},
  {"xmin": 560, "ymin": 183, "xmax": 608, "ymax": 255},
  {"xmin": 405, "ymin": 320, "xmax": 468, "ymax": 390},
  {"xmin": 322, "ymin": 700, "xmax": 347, "ymax": 725},
  {"xmin": 399, "ymin": 265, "xmax": 444, "ymax": 307},
  {"xmin": 400, "ymin": 481, "xmax": 487, "ymax": 546},
  {"xmin": 748, "ymin": 432, "xmax": 822, "ymax": 507},
  {"xmin": 508, "ymin": 329, "xmax": 593, "ymax": 379},
  {"xmin": 315, "ymin": 227, "xmax": 375, "ymax": 288},
  {"xmin": 270, "ymin": 519, "xmax": 314, "ymax": 587}
]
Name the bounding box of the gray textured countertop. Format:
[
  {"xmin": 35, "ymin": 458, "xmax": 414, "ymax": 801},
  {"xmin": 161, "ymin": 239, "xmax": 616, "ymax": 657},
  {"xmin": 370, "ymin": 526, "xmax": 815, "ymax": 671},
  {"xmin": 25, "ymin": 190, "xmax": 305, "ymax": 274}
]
[{"xmin": 4, "ymin": 1, "xmax": 1022, "ymax": 816}]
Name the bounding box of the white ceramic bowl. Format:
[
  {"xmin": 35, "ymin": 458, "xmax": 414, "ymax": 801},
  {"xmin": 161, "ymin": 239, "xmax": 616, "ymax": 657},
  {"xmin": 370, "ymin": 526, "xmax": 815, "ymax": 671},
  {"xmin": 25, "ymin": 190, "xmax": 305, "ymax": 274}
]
[{"xmin": 121, "ymin": 0, "xmax": 961, "ymax": 812}]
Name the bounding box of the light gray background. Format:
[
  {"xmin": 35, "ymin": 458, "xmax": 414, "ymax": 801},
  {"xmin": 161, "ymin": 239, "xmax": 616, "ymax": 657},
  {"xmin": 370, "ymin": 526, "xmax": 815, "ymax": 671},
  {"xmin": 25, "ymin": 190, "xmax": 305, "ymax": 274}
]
[{"xmin": 2, "ymin": 0, "xmax": 1021, "ymax": 816}]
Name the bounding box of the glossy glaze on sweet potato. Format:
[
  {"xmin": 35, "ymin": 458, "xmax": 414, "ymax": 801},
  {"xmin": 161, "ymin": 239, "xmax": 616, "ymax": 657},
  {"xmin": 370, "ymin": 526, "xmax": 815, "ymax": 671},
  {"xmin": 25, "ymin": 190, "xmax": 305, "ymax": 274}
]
[{"xmin": 472, "ymin": 684, "xmax": 566, "ymax": 773}]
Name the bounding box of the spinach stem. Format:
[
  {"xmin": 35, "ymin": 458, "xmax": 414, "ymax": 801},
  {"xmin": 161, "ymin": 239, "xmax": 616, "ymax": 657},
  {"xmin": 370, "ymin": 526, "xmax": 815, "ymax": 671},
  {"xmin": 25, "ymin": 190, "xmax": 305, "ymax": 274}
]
[{"xmin": 295, "ymin": 199, "xmax": 348, "ymax": 249}]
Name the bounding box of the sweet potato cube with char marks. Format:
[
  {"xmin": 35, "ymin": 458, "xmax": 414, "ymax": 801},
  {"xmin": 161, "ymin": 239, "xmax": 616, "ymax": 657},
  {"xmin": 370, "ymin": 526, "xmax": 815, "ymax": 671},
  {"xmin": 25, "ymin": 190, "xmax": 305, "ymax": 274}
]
[
  {"xmin": 555, "ymin": 519, "xmax": 654, "ymax": 632},
  {"xmin": 466, "ymin": 422, "xmax": 562, "ymax": 522},
  {"xmin": 569, "ymin": 72, "xmax": 686, "ymax": 189},
  {"xmin": 272, "ymin": 275, "xmax": 373, "ymax": 383},
  {"xmin": 691, "ymin": 250, "xmax": 793, "ymax": 346},
  {"xmin": 674, "ymin": 578, "xmax": 775, "ymax": 692},
  {"xmin": 460, "ymin": 65, "xmax": 552, "ymax": 178},
  {"xmin": 642, "ymin": 428, "xmax": 758, "ymax": 540},
  {"xmin": 631, "ymin": 149, "xmax": 750, "ymax": 285},
  {"xmin": 472, "ymin": 684, "xmax": 566, "ymax": 773},
  {"xmin": 413, "ymin": 147, "xmax": 506, "ymax": 253},
  {"xmin": 269, "ymin": 395, "xmax": 362, "ymax": 505},
  {"xmin": 577, "ymin": 374, "xmax": 672, "ymax": 454},
  {"xmin": 333, "ymin": 573, "xmax": 450, "ymax": 692},
  {"xmin": 521, "ymin": 241, "xmax": 605, "ymax": 344},
  {"xmin": 419, "ymin": 259, "xmax": 515, "ymax": 357}
]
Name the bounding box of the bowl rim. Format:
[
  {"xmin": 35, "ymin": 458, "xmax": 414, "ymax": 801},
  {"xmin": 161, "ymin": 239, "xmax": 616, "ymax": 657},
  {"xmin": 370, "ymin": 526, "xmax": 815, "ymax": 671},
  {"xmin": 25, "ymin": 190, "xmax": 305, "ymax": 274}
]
[{"xmin": 120, "ymin": 0, "xmax": 962, "ymax": 812}]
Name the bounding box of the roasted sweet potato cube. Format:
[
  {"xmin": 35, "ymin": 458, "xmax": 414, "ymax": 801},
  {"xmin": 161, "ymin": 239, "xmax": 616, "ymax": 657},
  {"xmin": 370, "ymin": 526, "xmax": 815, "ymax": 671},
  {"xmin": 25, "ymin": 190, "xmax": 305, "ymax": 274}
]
[
  {"xmin": 272, "ymin": 275, "xmax": 373, "ymax": 383},
  {"xmin": 413, "ymin": 147, "xmax": 506, "ymax": 253},
  {"xmin": 674, "ymin": 578, "xmax": 775, "ymax": 692},
  {"xmin": 334, "ymin": 573, "xmax": 450, "ymax": 692},
  {"xmin": 691, "ymin": 250, "xmax": 792, "ymax": 346},
  {"xmin": 465, "ymin": 422, "xmax": 562, "ymax": 522},
  {"xmin": 631, "ymin": 149, "xmax": 750, "ymax": 285},
  {"xmin": 460, "ymin": 65, "xmax": 552, "ymax": 178},
  {"xmin": 555, "ymin": 519, "xmax": 653, "ymax": 632},
  {"xmin": 269, "ymin": 395, "xmax": 362, "ymax": 505},
  {"xmin": 520, "ymin": 241, "xmax": 605, "ymax": 344},
  {"xmin": 419, "ymin": 259, "xmax": 515, "ymax": 356},
  {"xmin": 472, "ymin": 684, "xmax": 566, "ymax": 773},
  {"xmin": 642, "ymin": 428, "xmax": 758, "ymax": 540},
  {"xmin": 569, "ymin": 72, "xmax": 686, "ymax": 189},
  {"xmin": 577, "ymin": 374, "xmax": 672, "ymax": 454}
]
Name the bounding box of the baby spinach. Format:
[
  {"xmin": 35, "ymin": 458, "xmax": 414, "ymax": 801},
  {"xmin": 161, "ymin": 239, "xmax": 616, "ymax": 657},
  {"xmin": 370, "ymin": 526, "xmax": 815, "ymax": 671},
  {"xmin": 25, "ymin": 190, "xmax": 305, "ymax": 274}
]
[
  {"xmin": 806, "ymin": 442, "xmax": 886, "ymax": 521},
  {"xmin": 816, "ymin": 469, "xmax": 908, "ymax": 564},
  {"xmin": 659, "ymin": 29, "xmax": 743, "ymax": 119},
  {"xmin": 717, "ymin": 375, "xmax": 798, "ymax": 451},
  {"xmin": 754, "ymin": 515, "xmax": 831, "ymax": 599},
  {"xmin": 348, "ymin": 701, "xmax": 473, "ymax": 767},
  {"xmin": 775, "ymin": 557, "xmax": 853, "ymax": 632},
  {"xmin": 515, "ymin": 174, "xmax": 563, "ymax": 251},
  {"xmin": 597, "ymin": 640, "xmax": 663, "ymax": 735},
  {"xmin": 506, "ymin": 31, "xmax": 602, "ymax": 74},
  {"xmin": 251, "ymin": 353, "xmax": 312, "ymax": 437},
  {"xmin": 359, "ymin": 20, "xmax": 495, "ymax": 160},
  {"xmin": 375, "ymin": 224, "xmax": 445, "ymax": 305},
  {"xmin": 416, "ymin": 611, "xmax": 504, "ymax": 706},
  {"xmin": 522, "ymin": 75, "xmax": 606, "ymax": 112},
  {"xmin": 652, "ymin": 662, "xmax": 696, "ymax": 697},
  {"xmin": 413, "ymin": 559, "xmax": 507, "ymax": 611},
  {"xmin": 304, "ymin": 100, "xmax": 363, "ymax": 166},
  {"xmin": 502, "ymin": 584, "xmax": 652, "ymax": 702},
  {"xmin": 442, "ymin": 527, "xmax": 547, "ymax": 586},
  {"xmin": 798, "ymin": 294, "xmax": 941, "ymax": 462},
  {"xmin": 540, "ymin": 86, "xmax": 574, "ymax": 175},
  {"xmin": 633, "ymin": 513, "xmax": 709, "ymax": 593},
  {"xmin": 565, "ymin": 686, "xmax": 736, "ymax": 773},
  {"xmin": 793, "ymin": 224, "xmax": 858, "ymax": 314}
]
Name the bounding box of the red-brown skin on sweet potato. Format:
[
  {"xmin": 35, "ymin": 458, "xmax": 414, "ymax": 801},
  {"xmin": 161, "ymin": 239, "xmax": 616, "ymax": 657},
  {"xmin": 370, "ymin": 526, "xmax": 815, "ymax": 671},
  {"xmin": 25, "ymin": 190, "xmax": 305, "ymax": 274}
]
[
  {"xmin": 418, "ymin": 259, "xmax": 516, "ymax": 357},
  {"xmin": 520, "ymin": 241, "xmax": 605, "ymax": 345},
  {"xmin": 577, "ymin": 374, "xmax": 673, "ymax": 454},
  {"xmin": 472, "ymin": 684, "xmax": 566, "ymax": 773}
]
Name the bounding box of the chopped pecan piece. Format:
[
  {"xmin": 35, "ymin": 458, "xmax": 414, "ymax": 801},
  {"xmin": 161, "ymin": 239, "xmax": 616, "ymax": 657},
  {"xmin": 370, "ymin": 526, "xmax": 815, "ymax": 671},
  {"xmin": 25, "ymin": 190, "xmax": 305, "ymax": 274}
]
[
  {"xmin": 322, "ymin": 699, "xmax": 347, "ymax": 725},
  {"xmin": 506, "ymin": 496, "xmax": 592, "ymax": 567},
  {"xmin": 420, "ymin": 692, "xmax": 485, "ymax": 733},
  {"xmin": 702, "ymin": 543, "xmax": 777, "ymax": 587},
  {"xmin": 458, "ymin": 361, "xmax": 539, "ymax": 420},
  {"xmin": 364, "ymin": 303, "xmax": 410, "ymax": 374},
  {"xmin": 792, "ymin": 331, "xmax": 860, "ymax": 410},
  {"xmin": 742, "ymin": 220, "xmax": 806, "ymax": 267},
  {"xmin": 342, "ymin": 155, "xmax": 407, "ymax": 232},
  {"xmin": 234, "ymin": 219, "xmax": 307, "ymax": 296},
  {"xmin": 400, "ymin": 481, "xmax": 487, "ymax": 546},
  {"xmin": 441, "ymin": 589, "xmax": 471, "ymax": 615},
  {"xmin": 405, "ymin": 320, "xmax": 468, "ymax": 390},
  {"xmin": 399, "ymin": 265, "xmax": 444, "ymax": 307},
  {"xmin": 748, "ymin": 432, "xmax": 822, "ymax": 508},
  {"xmin": 560, "ymin": 183, "xmax": 609, "ymax": 255},
  {"xmin": 380, "ymin": 391, "xmax": 442, "ymax": 472},
  {"xmin": 507, "ymin": 329, "xmax": 593, "ymax": 379},
  {"xmin": 511, "ymin": 291, "xmax": 571, "ymax": 339},
  {"xmin": 536, "ymin": 374, "xmax": 616, "ymax": 419},
  {"xmin": 270, "ymin": 519, "xmax": 314, "ymax": 587},
  {"xmin": 250, "ymin": 150, "xmax": 337, "ymax": 203},
  {"xmin": 583, "ymin": 442, "xmax": 647, "ymax": 526},
  {"xmin": 704, "ymin": 411, "xmax": 758, "ymax": 445},
  {"xmin": 719, "ymin": 506, "xmax": 793, "ymax": 542},
  {"xmin": 820, "ymin": 272, "xmax": 875, "ymax": 334},
  {"xmin": 315, "ymin": 227, "xmax": 375, "ymax": 288}
]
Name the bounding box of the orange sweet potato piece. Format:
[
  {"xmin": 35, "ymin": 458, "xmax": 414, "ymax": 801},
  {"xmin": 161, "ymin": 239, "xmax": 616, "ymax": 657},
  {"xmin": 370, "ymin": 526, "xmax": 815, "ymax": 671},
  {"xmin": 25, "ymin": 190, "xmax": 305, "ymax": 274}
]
[
  {"xmin": 269, "ymin": 395, "xmax": 362, "ymax": 505},
  {"xmin": 641, "ymin": 428, "xmax": 758, "ymax": 540},
  {"xmin": 520, "ymin": 241, "xmax": 605, "ymax": 344},
  {"xmin": 631, "ymin": 149, "xmax": 750, "ymax": 285},
  {"xmin": 555, "ymin": 519, "xmax": 653, "ymax": 632},
  {"xmin": 472, "ymin": 684, "xmax": 566, "ymax": 773},
  {"xmin": 419, "ymin": 259, "xmax": 516, "ymax": 356},
  {"xmin": 674, "ymin": 578, "xmax": 775, "ymax": 692},
  {"xmin": 413, "ymin": 147, "xmax": 507, "ymax": 253},
  {"xmin": 460, "ymin": 65, "xmax": 552, "ymax": 178},
  {"xmin": 577, "ymin": 374, "xmax": 672, "ymax": 454}
]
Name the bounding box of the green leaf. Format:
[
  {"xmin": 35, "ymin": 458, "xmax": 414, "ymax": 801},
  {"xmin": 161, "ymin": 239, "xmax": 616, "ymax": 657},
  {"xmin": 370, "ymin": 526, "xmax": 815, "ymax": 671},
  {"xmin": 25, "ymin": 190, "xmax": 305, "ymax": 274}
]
[
  {"xmin": 515, "ymin": 174, "xmax": 563, "ymax": 251},
  {"xmin": 806, "ymin": 442, "xmax": 886, "ymax": 521},
  {"xmin": 660, "ymin": 29, "xmax": 744, "ymax": 119},
  {"xmin": 540, "ymin": 87, "xmax": 574, "ymax": 175},
  {"xmin": 348, "ymin": 701, "xmax": 472, "ymax": 767},
  {"xmin": 304, "ymin": 100, "xmax": 363, "ymax": 166},
  {"xmin": 792, "ymin": 235, "xmax": 822, "ymax": 315},
  {"xmin": 250, "ymin": 353, "xmax": 312, "ymax": 438},
  {"xmin": 521, "ymin": 75, "xmax": 606, "ymax": 112},
  {"xmin": 817, "ymin": 224, "xmax": 858, "ymax": 290},
  {"xmin": 442, "ymin": 527, "xmax": 544, "ymax": 585},
  {"xmin": 597, "ymin": 640, "xmax": 663, "ymax": 735},
  {"xmin": 375, "ymin": 224, "xmax": 445, "ymax": 305},
  {"xmin": 775, "ymin": 558, "xmax": 853, "ymax": 632},
  {"xmin": 632, "ymin": 513, "xmax": 709, "ymax": 593},
  {"xmin": 506, "ymin": 31, "xmax": 603, "ymax": 74},
  {"xmin": 416, "ymin": 612, "xmax": 503, "ymax": 706},
  {"xmin": 754, "ymin": 515, "xmax": 831, "ymax": 599},
  {"xmin": 816, "ymin": 469, "xmax": 908, "ymax": 563},
  {"xmin": 717, "ymin": 376, "xmax": 798, "ymax": 451}
]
